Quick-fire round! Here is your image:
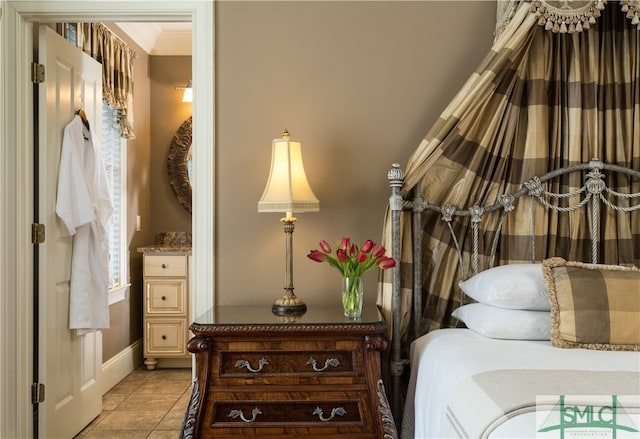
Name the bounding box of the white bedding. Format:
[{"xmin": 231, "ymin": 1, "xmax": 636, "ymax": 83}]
[{"xmin": 401, "ymin": 328, "xmax": 640, "ymax": 439}]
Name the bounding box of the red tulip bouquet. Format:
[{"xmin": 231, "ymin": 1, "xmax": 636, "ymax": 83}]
[{"xmin": 307, "ymin": 237, "xmax": 396, "ymax": 318}]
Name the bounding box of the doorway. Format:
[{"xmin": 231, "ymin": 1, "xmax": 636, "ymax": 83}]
[{"xmin": 0, "ymin": 2, "xmax": 214, "ymax": 437}]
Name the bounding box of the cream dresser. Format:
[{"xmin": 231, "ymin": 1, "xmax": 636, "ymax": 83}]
[{"xmin": 138, "ymin": 233, "xmax": 192, "ymax": 370}]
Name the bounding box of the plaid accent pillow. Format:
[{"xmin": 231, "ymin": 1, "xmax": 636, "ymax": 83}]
[{"xmin": 543, "ymin": 258, "xmax": 640, "ymax": 351}]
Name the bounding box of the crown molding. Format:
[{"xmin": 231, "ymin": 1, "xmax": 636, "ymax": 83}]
[{"xmin": 116, "ymin": 22, "xmax": 192, "ymax": 56}]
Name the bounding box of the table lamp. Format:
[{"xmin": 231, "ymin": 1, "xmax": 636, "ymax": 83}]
[{"xmin": 258, "ymin": 130, "xmax": 319, "ymax": 315}]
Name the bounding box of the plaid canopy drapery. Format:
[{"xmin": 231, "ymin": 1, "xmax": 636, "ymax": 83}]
[{"xmin": 378, "ymin": 0, "xmax": 640, "ymax": 352}]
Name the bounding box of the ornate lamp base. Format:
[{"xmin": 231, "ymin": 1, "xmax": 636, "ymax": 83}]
[
  {"xmin": 270, "ymin": 215, "xmax": 307, "ymax": 316},
  {"xmin": 272, "ymin": 292, "xmax": 307, "ymax": 315}
]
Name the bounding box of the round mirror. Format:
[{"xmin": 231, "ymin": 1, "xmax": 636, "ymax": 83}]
[{"xmin": 167, "ymin": 116, "xmax": 192, "ymax": 214}]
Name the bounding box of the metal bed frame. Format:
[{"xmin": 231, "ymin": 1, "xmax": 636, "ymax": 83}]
[{"xmin": 386, "ymin": 158, "xmax": 640, "ymax": 424}]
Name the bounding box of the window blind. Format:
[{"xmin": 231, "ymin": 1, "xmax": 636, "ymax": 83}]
[{"xmin": 101, "ymin": 102, "xmax": 123, "ymax": 288}]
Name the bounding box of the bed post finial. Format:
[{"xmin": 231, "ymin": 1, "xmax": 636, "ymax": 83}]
[
  {"xmin": 389, "ymin": 164, "xmax": 405, "ymax": 211},
  {"xmin": 388, "ymin": 163, "xmax": 404, "ymax": 188}
]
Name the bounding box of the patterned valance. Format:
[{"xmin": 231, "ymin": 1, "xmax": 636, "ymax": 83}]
[
  {"xmin": 496, "ymin": 0, "xmax": 640, "ymax": 38},
  {"xmin": 81, "ymin": 23, "xmax": 136, "ymax": 139}
]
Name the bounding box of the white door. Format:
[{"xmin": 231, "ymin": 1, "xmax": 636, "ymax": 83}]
[{"xmin": 37, "ymin": 26, "xmax": 103, "ymax": 439}]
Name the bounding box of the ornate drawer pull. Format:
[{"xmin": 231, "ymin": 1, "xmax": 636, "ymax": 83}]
[
  {"xmin": 307, "ymin": 357, "xmax": 340, "ymax": 372},
  {"xmin": 235, "ymin": 357, "xmax": 269, "ymax": 373},
  {"xmin": 313, "ymin": 406, "xmax": 347, "ymax": 422},
  {"xmin": 228, "ymin": 407, "xmax": 262, "ymax": 423}
]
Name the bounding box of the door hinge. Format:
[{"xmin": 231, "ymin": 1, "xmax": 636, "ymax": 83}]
[
  {"xmin": 32, "ymin": 383, "xmax": 45, "ymax": 404},
  {"xmin": 32, "ymin": 223, "xmax": 45, "ymax": 244},
  {"xmin": 31, "ymin": 63, "xmax": 45, "ymax": 83}
]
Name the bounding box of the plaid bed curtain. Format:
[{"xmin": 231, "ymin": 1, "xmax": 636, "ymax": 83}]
[
  {"xmin": 378, "ymin": 0, "xmax": 640, "ymax": 351},
  {"xmin": 81, "ymin": 23, "xmax": 136, "ymax": 139}
]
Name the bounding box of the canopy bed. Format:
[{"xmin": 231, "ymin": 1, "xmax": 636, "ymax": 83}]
[
  {"xmin": 386, "ymin": 160, "xmax": 640, "ymax": 438},
  {"xmin": 376, "ymin": 1, "xmax": 640, "ymax": 437}
]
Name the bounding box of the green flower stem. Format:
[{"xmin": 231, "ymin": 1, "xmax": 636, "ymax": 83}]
[{"xmin": 342, "ymin": 275, "xmax": 363, "ymax": 319}]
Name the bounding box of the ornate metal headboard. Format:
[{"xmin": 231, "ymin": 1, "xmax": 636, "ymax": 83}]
[{"xmin": 385, "ymin": 158, "xmax": 640, "ymax": 421}]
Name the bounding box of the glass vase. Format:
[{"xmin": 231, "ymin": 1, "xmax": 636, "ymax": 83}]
[{"xmin": 342, "ymin": 275, "xmax": 363, "ymax": 320}]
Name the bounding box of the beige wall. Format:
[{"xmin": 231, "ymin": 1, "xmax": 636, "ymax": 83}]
[
  {"xmin": 149, "ymin": 56, "xmax": 193, "ymax": 235},
  {"xmin": 104, "ymin": 1, "xmax": 497, "ymax": 360},
  {"xmin": 215, "ymin": 1, "xmax": 496, "ymax": 307}
]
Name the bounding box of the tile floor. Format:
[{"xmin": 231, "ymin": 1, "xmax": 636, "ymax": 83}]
[{"xmin": 75, "ymin": 367, "xmax": 193, "ymax": 439}]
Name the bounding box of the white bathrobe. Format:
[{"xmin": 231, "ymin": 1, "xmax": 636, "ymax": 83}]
[{"xmin": 56, "ymin": 115, "xmax": 114, "ymax": 335}]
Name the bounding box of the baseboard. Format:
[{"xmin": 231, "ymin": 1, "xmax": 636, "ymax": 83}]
[{"xmin": 101, "ymin": 339, "xmax": 143, "ymax": 395}]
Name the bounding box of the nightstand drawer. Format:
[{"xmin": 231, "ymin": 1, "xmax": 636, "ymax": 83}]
[
  {"xmin": 144, "ymin": 254, "xmax": 187, "ymax": 277},
  {"xmin": 212, "ymin": 340, "xmax": 363, "ymax": 385},
  {"xmin": 145, "ymin": 319, "xmax": 188, "ymax": 355},
  {"xmin": 219, "ymin": 349, "xmax": 357, "ymax": 379},
  {"xmin": 145, "ymin": 279, "xmax": 187, "ymax": 314},
  {"xmin": 207, "ymin": 390, "xmax": 375, "ymax": 435}
]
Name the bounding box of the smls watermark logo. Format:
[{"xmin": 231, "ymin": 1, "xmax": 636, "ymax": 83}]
[{"xmin": 536, "ymin": 395, "xmax": 640, "ymax": 438}]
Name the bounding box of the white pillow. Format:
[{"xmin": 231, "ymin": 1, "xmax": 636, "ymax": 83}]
[
  {"xmin": 452, "ymin": 303, "xmax": 550, "ymax": 340},
  {"xmin": 459, "ymin": 263, "xmax": 550, "ymax": 310}
]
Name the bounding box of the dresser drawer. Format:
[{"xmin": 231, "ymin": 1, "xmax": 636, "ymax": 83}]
[
  {"xmin": 144, "ymin": 254, "xmax": 187, "ymax": 277},
  {"xmin": 212, "ymin": 340, "xmax": 363, "ymax": 385},
  {"xmin": 145, "ymin": 319, "xmax": 188, "ymax": 356},
  {"xmin": 205, "ymin": 390, "xmax": 375, "ymax": 435},
  {"xmin": 145, "ymin": 279, "xmax": 187, "ymax": 314},
  {"xmin": 219, "ymin": 350, "xmax": 357, "ymax": 379}
]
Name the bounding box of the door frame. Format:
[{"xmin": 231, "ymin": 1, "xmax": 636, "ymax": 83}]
[{"xmin": 0, "ymin": 2, "xmax": 215, "ymax": 438}]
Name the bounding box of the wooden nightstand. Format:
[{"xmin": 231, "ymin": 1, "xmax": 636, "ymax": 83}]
[{"xmin": 180, "ymin": 305, "xmax": 398, "ymax": 439}]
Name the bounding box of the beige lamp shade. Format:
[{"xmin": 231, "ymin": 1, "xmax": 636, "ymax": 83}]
[{"xmin": 258, "ymin": 131, "xmax": 320, "ymax": 213}]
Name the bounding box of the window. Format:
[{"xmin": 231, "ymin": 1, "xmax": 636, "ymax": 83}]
[
  {"xmin": 101, "ymin": 103, "xmax": 129, "ymax": 297},
  {"xmin": 57, "ymin": 22, "xmax": 78, "ymax": 46}
]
